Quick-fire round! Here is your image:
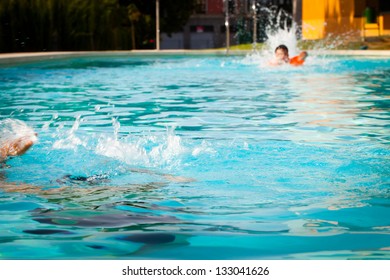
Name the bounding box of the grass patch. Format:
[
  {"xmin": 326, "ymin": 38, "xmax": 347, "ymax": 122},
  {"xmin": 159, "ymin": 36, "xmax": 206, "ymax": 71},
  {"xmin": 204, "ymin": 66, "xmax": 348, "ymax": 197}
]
[
  {"xmin": 216, "ymin": 43, "xmax": 265, "ymax": 51},
  {"xmin": 220, "ymin": 36, "xmax": 390, "ymax": 51}
]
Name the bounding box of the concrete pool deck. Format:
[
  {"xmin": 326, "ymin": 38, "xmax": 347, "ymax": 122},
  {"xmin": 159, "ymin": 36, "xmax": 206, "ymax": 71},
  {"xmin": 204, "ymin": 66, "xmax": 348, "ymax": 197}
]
[{"xmin": 0, "ymin": 49, "xmax": 389, "ymax": 65}]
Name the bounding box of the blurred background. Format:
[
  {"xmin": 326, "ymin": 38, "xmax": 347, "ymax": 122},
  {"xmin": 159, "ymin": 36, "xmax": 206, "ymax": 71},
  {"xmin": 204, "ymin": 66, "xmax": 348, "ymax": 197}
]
[
  {"xmin": 0, "ymin": 0, "xmax": 389, "ymax": 52},
  {"xmin": 0, "ymin": 0, "xmax": 293, "ymax": 52}
]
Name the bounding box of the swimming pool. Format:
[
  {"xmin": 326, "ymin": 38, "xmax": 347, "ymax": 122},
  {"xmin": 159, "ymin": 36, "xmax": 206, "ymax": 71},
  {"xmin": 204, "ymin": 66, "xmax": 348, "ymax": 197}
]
[{"xmin": 0, "ymin": 53, "xmax": 389, "ymax": 259}]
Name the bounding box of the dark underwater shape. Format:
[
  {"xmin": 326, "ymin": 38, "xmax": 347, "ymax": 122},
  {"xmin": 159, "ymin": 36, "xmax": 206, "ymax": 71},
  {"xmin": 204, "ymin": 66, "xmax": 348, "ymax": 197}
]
[
  {"xmin": 86, "ymin": 244, "xmax": 106, "ymax": 250},
  {"xmin": 119, "ymin": 233, "xmax": 176, "ymax": 244},
  {"xmin": 23, "ymin": 229, "xmax": 73, "ymax": 235},
  {"xmin": 58, "ymin": 174, "xmax": 110, "ymax": 185}
]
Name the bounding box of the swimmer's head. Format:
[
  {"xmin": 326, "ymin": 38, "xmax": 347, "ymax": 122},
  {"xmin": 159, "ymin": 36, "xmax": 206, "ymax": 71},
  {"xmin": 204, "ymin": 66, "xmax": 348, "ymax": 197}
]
[{"xmin": 275, "ymin": 44, "xmax": 289, "ymax": 63}]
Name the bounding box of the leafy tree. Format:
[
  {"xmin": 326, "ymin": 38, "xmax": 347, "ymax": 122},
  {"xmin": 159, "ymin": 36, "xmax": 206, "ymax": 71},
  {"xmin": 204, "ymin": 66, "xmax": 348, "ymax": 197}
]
[
  {"xmin": 0, "ymin": 0, "xmax": 196, "ymax": 52},
  {"xmin": 120, "ymin": 0, "xmax": 196, "ymax": 47},
  {"xmin": 127, "ymin": 3, "xmax": 141, "ymax": 49}
]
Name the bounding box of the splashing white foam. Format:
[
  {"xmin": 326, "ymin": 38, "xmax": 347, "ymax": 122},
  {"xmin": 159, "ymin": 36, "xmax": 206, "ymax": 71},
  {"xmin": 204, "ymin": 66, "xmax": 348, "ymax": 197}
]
[
  {"xmin": 247, "ymin": 6, "xmax": 355, "ymax": 69},
  {"xmin": 50, "ymin": 116, "xmax": 216, "ymax": 169},
  {"xmin": 94, "ymin": 125, "xmax": 188, "ymax": 168},
  {"xmin": 243, "ymin": 7, "xmax": 319, "ymax": 68},
  {"xmin": 52, "ymin": 115, "xmax": 87, "ymax": 150},
  {"xmin": 95, "ymin": 135, "xmax": 149, "ymax": 165},
  {"xmin": 95, "ymin": 125, "xmax": 221, "ymax": 169},
  {"xmin": 112, "ymin": 117, "xmax": 120, "ymax": 141},
  {"xmin": 264, "ymin": 22, "xmax": 299, "ymax": 58},
  {"xmin": 192, "ymin": 140, "xmax": 216, "ymax": 156},
  {"xmin": 149, "ymin": 128, "xmax": 186, "ymax": 167},
  {"xmin": 243, "ymin": 9, "xmax": 301, "ymax": 68}
]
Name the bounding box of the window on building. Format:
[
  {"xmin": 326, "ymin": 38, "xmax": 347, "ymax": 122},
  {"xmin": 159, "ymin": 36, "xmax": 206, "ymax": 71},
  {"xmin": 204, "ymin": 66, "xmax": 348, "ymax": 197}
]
[
  {"xmin": 195, "ymin": 0, "xmax": 207, "ymax": 14},
  {"xmin": 380, "ymin": 0, "xmax": 390, "ymax": 12},
  {"xmin": 228, "ymin": 0, "xmax": 236, "ymax": 14},
  {"xmin": 190, "ymin": 25, "xmax": 214, "ymax": 33},
  {"xmin": 220, "ymin": 24, "xmax": 235, "ymax": 33}
]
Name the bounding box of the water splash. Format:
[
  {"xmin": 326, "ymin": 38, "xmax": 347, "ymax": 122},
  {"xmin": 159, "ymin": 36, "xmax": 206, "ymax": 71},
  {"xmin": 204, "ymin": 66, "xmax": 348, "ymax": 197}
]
[
  {"xmin": 192, "ymin": 140, "xmax": 216, "ymax": 157},
  {"xmin": 49, "ymin": 116, "xmax": 216, "ymax": 170},
  {"xmin": 149, "ymin": 127, "xmax": 186, "ymax": 168},
  {"xmin": 52, "ymin": 115, "xmax": 86, "ymax": 150},
  {"xmin": 244, "ymin": 6, "xmax": 350, "ymax": 69},
  {"xmin": 95, "ymin": 134, "xmax": 149, "ymax": 166},
  {"xmin": 252, "ymin": 6, "xmax": 358, "ymax": 67},
  {"xmin": 112, "ymin": 117, "xmax": 120, "ymax": 141},
  {"xmin": 262, "ymin": 8, "xmax": 299, "ymax": 57},
  {"xmin": 41, "ymin": 113, "xmax": 59, "ymax": 132},
  {"xmin": 263, "ymin": 23, "xmax": 299, "ymax": 58},
  {"xmin": 95, "ymin": 126, "xmax": 187, "ymax": 169},
  {"xmin": 243, "ymin": 7, "xmax": 301, "ymax": 67}
]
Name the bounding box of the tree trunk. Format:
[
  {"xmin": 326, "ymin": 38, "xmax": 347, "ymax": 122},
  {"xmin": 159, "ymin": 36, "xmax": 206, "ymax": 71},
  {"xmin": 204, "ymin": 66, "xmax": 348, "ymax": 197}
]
[{"xmin": 131, "ymin": 22, "xmax": 136, "ymax": 50}]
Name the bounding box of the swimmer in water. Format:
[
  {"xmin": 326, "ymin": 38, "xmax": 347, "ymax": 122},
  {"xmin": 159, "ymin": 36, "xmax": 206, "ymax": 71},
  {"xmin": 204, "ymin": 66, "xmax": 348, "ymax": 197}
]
[
  {"xmin": 269, "ymin": 44, "xmax": 290, "ymax": 65},
  {"xmin": 0, "ymin": 118, "xmax": 194, "ymax": 196},
  {"xmin": 269, "ymin": 44, "xmax": 308, "ymax": 66},
  {"xmin": 0, "ymin": 119, "xmax": 37, "ymax": 162},
  {"xmin": 289, "ymin": 50, "xmax": 308, "ymax": 66}
]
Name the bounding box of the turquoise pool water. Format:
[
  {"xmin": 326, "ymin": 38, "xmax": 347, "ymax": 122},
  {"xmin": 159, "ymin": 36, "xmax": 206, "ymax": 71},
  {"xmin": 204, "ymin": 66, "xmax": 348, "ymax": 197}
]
[{"xmin": 0, "ymin": 54, "xmax": 389, "ymax": 259}]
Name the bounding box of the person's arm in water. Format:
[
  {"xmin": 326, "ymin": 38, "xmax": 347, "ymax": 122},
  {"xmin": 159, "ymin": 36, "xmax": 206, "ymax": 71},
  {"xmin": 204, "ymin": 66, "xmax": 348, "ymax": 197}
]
[
  {"xmin": 289, "ymin": 51, "xmax": 308, "ymax": 66},
  {"xmin": 0, "ymin": 134, "xmax": 37, "ymax": 162}
]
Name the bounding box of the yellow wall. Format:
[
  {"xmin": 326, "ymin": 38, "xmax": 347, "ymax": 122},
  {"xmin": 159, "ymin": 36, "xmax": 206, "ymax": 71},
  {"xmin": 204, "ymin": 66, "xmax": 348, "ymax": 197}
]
[
  {"xmin": 302, "ymin": 0, "xmax": 359, "ymax": 39},
  {"xmin": 302, "ymin": 0, "xmax": 326, "ymax": 39},
  {"xmin": 302, "ymin": 0, "xmax": 388, "ymax": 40},
  {"xmin": 325, "ymin": 0, "xmax": 358, "ymax": 36}
]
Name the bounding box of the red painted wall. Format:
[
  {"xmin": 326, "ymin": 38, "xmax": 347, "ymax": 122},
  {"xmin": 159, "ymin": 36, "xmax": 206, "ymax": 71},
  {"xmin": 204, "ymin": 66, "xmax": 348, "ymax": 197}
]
[{"xmin": 207, "ymin": 0, "xmax": 224, "ymax": 14}]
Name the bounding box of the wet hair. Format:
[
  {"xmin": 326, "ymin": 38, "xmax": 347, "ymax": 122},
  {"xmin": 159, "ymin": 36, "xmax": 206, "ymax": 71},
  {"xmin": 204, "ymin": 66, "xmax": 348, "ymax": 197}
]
[{"xmin": 275, "ymin": 44, "xmax": 289, "ymax": 54}]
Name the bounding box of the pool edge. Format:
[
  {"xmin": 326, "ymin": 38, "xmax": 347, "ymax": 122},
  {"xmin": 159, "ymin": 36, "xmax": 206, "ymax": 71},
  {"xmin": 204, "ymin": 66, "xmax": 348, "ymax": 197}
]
[{"xmin": 0, "ymin": 49, "xmax": 389, "ymax": 65}]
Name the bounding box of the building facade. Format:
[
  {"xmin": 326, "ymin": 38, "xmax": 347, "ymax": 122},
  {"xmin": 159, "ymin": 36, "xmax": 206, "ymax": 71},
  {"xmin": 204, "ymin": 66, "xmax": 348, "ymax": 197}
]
[
  {"xmin": 159, "ymin": 0, "xmax": 389, "ymax": 49},
  {"xmin": 161, "ymin": 0, "xmax": 228, "ymax": 49},
  {"xmin": 161, "ymin": 0, "xmax": 292, "ymax": 49}
]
